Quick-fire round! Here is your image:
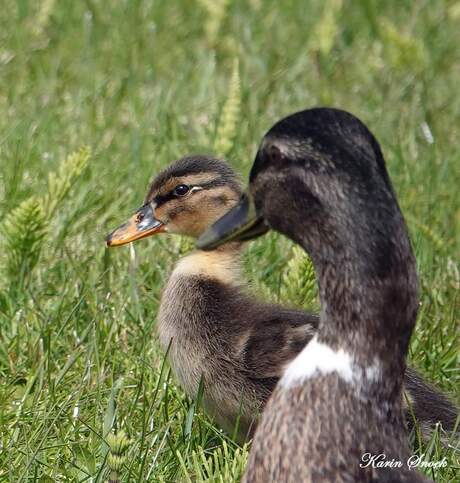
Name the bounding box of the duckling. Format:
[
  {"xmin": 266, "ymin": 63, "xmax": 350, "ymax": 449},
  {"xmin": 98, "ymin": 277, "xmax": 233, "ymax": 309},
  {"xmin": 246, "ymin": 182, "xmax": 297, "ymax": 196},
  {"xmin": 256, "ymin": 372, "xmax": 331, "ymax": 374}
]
[
  {"xmin": 106, "ymin": 155, "xmax": 319, "ymax": 441},
  {"xmin": 197, "ymin": 108, "xmax": 442, "ymax": 481},
  {"xmin": 106, "ymin": 156, "xmax": 457, "ymax": 446}
]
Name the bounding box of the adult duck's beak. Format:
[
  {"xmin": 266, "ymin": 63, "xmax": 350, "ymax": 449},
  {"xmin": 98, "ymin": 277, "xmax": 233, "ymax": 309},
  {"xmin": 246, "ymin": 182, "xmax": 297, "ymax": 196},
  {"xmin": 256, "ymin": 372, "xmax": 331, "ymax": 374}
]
[
  {"xmin": 106, "ymin": 203, "xmax": 166, "ymax": 247},
  {"xmin": 196, "ymin": 191, "xmax": 269, "ymax": 250}
]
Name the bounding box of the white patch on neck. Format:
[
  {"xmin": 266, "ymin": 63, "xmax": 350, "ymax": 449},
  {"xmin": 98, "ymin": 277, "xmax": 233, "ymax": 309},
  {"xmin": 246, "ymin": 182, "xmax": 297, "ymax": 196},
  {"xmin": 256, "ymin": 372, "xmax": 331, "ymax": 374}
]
[{"xmin": 280, "ymin": 335, "xmax": 381, "ymax": 389}]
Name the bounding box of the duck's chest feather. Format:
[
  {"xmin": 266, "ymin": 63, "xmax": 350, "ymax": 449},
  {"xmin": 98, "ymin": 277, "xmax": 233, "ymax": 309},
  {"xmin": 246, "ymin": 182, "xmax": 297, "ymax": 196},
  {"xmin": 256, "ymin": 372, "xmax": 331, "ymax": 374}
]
[
  {"xmin": 158, "ymin": 273, "xmax": 259, "ymax": 436},
  {"xmin": 158, "ymin": 274, "xmax": 232, "ymax": 386},
  {"xmin": 156, "ymin": 250, "xmax": 259, "ymax": 425},
  {"xmin": 244, "ymin": 374, "xmax": 428, "ymax": 483}
]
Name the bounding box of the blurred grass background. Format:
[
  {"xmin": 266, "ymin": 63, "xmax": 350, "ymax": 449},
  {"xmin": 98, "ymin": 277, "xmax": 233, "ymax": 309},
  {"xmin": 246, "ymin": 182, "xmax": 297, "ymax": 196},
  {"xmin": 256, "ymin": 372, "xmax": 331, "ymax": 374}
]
[{"xmin": 0, "ymin": 0, "xmax": 459, "ymax": 481}]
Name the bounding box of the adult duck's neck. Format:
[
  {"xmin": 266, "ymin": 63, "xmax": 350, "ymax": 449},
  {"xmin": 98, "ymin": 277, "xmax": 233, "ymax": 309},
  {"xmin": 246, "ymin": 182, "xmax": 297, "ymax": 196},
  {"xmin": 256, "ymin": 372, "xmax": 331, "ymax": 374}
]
[{"xmin": 303, "ymin": 212, "xmax": 419, "ymax": 393}]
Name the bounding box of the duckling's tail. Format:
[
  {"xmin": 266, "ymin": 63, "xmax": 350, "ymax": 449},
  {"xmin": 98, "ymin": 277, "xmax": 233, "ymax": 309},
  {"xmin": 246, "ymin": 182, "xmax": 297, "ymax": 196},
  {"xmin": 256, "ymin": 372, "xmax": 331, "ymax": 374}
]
[{"xmin": 403, "ymin": 366, "xmax": 459, "ymax": 446}]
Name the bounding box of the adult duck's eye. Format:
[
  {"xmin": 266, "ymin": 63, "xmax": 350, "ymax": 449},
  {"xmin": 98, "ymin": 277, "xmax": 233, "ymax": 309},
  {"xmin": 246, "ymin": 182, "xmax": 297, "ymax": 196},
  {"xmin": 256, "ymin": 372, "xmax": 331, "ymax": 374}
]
[{"xmin": 173, "ymin": 184, "xmax": 190, "ymax": 196}]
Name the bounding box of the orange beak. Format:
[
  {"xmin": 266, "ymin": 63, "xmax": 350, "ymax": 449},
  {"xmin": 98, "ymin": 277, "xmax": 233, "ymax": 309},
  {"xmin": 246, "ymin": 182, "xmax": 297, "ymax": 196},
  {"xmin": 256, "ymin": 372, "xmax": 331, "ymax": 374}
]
[{"xmin": 106, "ymin": 203, "xmax": 166, "ymax": 247}]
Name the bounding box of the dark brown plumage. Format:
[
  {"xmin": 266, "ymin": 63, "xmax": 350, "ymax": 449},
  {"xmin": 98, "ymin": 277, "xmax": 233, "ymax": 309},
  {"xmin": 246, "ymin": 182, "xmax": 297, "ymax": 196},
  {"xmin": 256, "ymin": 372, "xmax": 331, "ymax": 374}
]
[{"xmin": 198, "ymin": 108, "xmax": 445, "ymax": 481}]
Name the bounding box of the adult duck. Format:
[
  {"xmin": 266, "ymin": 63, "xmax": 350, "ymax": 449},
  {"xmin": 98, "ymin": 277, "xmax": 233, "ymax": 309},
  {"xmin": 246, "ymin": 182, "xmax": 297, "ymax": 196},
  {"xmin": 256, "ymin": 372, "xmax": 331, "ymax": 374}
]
[{"xmin": 198, "ymin": 108, "xmax": 436, "ymax": 481}]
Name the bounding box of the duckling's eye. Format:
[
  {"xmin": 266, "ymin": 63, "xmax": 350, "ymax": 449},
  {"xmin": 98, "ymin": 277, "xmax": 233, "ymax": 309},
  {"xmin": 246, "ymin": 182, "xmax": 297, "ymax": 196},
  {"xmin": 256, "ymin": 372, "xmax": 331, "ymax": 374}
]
[{"xmin": 173, "ymin": 184, "xmax": 190, "ymax": 197}]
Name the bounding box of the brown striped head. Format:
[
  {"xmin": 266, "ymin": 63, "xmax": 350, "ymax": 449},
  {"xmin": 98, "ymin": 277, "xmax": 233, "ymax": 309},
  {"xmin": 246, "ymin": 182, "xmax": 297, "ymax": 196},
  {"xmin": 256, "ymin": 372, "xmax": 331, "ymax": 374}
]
[{"xmin": 106, "ymin": 156, "xmax": 243, "ymax": 246}]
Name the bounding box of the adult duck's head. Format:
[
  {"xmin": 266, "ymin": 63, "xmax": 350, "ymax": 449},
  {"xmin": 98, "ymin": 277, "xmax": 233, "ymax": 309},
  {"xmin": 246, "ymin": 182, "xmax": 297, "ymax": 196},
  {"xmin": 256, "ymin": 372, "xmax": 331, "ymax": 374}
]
[
  {"xmin": 198, "ymin": 108, "xmax": 401, "ymax": 266},
  {"xmin": 106, "ymin": 156, "xmax": 243, "ymax": 247}
]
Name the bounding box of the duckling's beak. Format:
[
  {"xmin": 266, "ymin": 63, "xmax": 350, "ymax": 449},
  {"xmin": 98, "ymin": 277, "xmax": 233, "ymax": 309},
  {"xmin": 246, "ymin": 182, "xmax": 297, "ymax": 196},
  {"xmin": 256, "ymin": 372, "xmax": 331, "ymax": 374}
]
[
  {"xmin": 105, "ymin": 203, "xmax": 166, "ymax": 247},
  {"xmin": 196, "ymin": 192, "xmax": 269, "ymax": 250}
]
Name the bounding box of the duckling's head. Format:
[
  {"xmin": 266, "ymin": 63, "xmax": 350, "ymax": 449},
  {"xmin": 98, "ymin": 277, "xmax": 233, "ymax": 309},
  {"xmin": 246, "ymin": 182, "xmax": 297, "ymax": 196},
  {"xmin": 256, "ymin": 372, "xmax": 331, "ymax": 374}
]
[
  {"xmin": 198, "ymin": 108, "xmax": 401, "ymax": 264},
  {"xmin": 106, "ymin": 156, "xmax": 243, "ymax": 246}
]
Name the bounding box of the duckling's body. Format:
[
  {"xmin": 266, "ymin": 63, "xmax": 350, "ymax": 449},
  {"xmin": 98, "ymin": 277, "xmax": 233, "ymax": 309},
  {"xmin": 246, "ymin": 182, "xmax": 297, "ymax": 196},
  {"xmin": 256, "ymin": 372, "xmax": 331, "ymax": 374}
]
[
  {"xmin": 159, "ymin": 244, "xmax": 316, "ymax": 439},
  {"xmin": 198, "ymin": 108, "xmax": 439, "ymax": 481},
  {"xmin": 107, "ymin": 155, "xmax": 457, "ymax": 447}
]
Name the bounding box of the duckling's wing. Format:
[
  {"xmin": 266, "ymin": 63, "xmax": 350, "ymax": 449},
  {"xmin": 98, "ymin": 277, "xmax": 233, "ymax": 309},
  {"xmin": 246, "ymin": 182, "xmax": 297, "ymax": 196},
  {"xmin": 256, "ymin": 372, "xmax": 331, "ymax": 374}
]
[{"xmin": 242, "ymin": 307, "xmax": 318, "ymax": 382}]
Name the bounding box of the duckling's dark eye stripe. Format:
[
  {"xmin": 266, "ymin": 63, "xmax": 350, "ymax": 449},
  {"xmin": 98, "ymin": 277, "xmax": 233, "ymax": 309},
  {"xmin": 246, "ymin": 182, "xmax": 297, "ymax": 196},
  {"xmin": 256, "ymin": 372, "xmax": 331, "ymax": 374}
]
[
  {"xmin": 154, "ymin": 192, "xmax": 179, "ymax": 206},
  {"xmin": 154, "ymin": 179, "xmax": 228, "ymax": 207}
]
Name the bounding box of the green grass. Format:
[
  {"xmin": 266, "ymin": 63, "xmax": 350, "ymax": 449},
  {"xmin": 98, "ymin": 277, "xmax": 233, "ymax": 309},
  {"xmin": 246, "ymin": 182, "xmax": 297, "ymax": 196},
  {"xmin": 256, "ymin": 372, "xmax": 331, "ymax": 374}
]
[{"xmin": 0, "ymin": 0, "xmax": 459, "ymax": 481}]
